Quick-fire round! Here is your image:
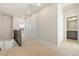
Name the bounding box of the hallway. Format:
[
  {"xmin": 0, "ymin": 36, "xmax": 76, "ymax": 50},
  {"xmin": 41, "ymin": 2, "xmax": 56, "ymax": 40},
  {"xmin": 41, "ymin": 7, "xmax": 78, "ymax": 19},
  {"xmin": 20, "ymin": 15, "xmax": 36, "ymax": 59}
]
[{"xmin": 0, "ymin": 3, "xmax": 79, "ymax": 56}]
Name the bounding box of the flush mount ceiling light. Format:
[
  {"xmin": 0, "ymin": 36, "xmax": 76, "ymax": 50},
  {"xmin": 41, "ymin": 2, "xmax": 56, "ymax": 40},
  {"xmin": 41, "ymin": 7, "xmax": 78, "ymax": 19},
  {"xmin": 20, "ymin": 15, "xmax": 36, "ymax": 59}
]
[
  {"xmin": 37, "ymin": 3, "xmax": 40, "ymax": 6},
  {"xmin": 68, "ymin": 17, "xmax": 77, "ymax": 21}
]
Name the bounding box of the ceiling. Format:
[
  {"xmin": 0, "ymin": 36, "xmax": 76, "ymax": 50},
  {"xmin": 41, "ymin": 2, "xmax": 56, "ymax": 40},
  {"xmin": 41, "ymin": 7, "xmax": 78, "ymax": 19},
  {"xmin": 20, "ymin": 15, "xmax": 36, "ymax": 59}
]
[
  {"xmin": 0, "ymin": 3, "xmax": 50, "ymax": 18},
  {"xmin": 1, "ymin": 3, "xmax": 78, "ymax": 18}
]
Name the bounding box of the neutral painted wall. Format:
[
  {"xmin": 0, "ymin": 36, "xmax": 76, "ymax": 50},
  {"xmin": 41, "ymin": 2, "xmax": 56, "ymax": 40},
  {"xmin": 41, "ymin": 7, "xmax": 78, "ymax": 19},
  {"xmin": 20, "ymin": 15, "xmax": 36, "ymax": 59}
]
[
  {"xmin": 25, "ymin": 4, "xmax": 58, "ymax": 46},
  {"xmin": 0, "ymin": 14, "xmax": 1, "ymax": 41},
  {"xmin": 25, "ymin": 14, "xmax": 38, "ymax": 38},
  {"xmin": 37, "ymin": 4, "xmax": 58, "ymax": 45},
  {"xmin": 58, "ymin": 4, "xmax": 64, "ymax": 46},
  {"xmin": 1, "ymin": 15, "xmax": 13, "ymax": 41}
]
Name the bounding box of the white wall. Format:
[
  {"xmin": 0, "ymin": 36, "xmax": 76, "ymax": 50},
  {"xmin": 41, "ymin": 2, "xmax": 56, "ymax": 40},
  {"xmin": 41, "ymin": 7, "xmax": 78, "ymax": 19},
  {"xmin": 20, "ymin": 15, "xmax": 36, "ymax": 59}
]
[
  {"xmin": 37, "ymin": 4, "xmax": 58, "ymax": 45},
  {"xmin": 1, "ymin": 15, "xmax": 13, "ymax": 41},
  {"xmin": 0, "ymin": 14, "xmax": 1, "ymax": 41},
  {"xmin": 25, "ymin": 18, "xmax": 29, "ymax": 37},
  {"xmin": 25, "ymin": 14, "xmax": 38, "ymax": 38},
  {"xmin": 58, "ymin": 4, "xmax": 64, "ymax": 46},
  {"xmin": 26, "ymin": 4, "xmax": 58, "ymax": 46}
]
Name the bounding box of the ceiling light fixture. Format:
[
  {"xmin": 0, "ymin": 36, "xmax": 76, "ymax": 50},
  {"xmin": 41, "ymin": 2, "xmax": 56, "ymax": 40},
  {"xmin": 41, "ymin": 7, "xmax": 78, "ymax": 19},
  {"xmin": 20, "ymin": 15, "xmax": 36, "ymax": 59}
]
[{"xmin": 68, "ymin": 17, "xmax": 77, "ymax": 21}]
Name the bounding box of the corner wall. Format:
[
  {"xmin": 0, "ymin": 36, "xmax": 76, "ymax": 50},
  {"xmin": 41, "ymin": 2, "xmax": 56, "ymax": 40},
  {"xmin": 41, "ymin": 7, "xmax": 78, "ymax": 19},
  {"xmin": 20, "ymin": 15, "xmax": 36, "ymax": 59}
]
[
  {"xmin": 25, "ymin": 4, "xmax": 58, "ymax": 46},
  {"xmin": 58, "ymin": 4, "xmax": 64, "ymax": 46},
  {"xmin": 37, "ymin": 4, "xmax": 58, "ymax": 46}
]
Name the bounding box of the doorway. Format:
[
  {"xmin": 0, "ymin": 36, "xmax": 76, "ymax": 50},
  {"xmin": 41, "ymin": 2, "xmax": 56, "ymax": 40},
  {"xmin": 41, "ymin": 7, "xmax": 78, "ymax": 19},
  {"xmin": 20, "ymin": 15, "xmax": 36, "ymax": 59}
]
[
  {"xmin": 60, "ymin": 16, "xmax": 79, "ymax": 49},
  {"xmin": 67, "ymin": 16, "xmax": 78, "ymax": 41},
  {"xmin": 63, "ymin": 16, "xmax": 79, "ymax": 49}
]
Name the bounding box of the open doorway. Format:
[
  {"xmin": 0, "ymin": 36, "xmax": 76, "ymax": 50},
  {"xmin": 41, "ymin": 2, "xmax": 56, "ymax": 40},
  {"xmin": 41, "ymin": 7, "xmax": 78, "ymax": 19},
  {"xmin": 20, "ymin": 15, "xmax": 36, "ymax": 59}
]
[
  {"xmin": 62, "ymin": 15, "xmax": 79, "ymax": 49},
  {"xmin": 60, "ymin": 3, "xmax": 79, "ymax": 49},
  {"xmin": 66, "ymin": 16, "xmax": 78, "ymax": 41}
]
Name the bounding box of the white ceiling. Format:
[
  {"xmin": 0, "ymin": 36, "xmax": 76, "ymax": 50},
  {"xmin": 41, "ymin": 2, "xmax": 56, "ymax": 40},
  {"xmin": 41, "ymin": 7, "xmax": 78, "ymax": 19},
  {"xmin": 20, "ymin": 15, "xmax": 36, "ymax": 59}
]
[
  {"xmin": 0, "ymin": 3, "xmax": 50, "ymax": 18},
  {"xmin": 1, "ymin": 3, "xmax": 78, "ymax": 18}
]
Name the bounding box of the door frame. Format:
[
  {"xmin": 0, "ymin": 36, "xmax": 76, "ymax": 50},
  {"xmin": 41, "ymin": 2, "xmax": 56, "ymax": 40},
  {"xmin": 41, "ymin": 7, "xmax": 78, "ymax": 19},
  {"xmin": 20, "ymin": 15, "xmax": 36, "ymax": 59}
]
[{"xmin": 64, "ymin": 15, "xmax": 79, "ymax": 41}]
